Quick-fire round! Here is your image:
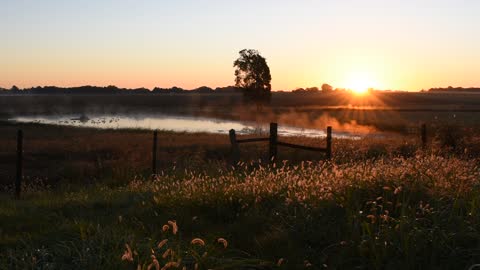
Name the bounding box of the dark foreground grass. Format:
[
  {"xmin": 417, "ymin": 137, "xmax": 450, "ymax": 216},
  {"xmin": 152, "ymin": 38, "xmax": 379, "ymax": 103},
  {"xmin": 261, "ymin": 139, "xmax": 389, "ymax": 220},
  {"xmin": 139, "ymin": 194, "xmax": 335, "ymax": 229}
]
[{"xmin": 1, "ymin": 154, "xmax": 480, "ymax": 269}]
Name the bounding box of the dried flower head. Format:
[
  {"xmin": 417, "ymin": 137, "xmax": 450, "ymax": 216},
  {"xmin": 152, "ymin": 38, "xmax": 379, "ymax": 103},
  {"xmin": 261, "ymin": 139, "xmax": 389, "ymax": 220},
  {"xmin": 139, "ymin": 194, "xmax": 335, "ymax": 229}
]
[
  {"xmin": 161, "ymin": 261, "xmax": 179, "ymax": 270},
  {"xmin": 217, "ymin": 238, "xmax": 228, "ymax": 249},
  {"xmin": 367, "ymin": 214, "xmax": 376, "ymax": 223},
  {"xmin": 121, "ymin": 244, "xmax": 134, "ymax": 262},
  {"xmin": 191, "ymin": 238, "xmax": 205, "ymax": 246},
  {"xmin": 147, "ymin": 255, "xmax": 160, "ymax": 270},
  {"xmin": 162, "ymin": 248, "xmax": 172, "ymax": 259},
  {"xmin": 158, "ymin": 239, "xmax": 168, "ymax": 249},
  {"xmin": 168, "ymin": 220, "xmax": 178, "ymax": 235}
]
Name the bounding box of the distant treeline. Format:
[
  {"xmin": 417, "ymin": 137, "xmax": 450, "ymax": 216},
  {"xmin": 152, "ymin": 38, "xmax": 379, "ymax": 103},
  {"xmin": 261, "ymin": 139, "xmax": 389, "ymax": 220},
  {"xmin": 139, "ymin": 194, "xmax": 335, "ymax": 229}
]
[
  {"xmin": 0, "ymin": 83, "xmax": 340, "ymax": 95},
  {"xmin": 428, "ymin": 87, "xmax": 480, "ymax": 92},
  {"xmin": 0, "ymin": 85, "xmax": 242, "ymax": 95},
  {"xmin": 1, "ymin": 85, "xmax": 479, "ymax": 95}
]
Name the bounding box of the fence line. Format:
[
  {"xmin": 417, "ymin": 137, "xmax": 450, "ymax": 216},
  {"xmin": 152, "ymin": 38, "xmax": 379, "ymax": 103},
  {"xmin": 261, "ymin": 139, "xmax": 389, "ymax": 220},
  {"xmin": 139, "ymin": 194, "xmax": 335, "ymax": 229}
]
[
  {"xmin": 236, "ymin": 138, "xmax": 269, "ymax": 144},
  {"xmin": 11, "ymin": 123, "xmax": 430, "ymax": 198},
  {"xmin": 269, "ymin": 123, "xmax": 278, "ymax": 162},
  {"xmin": 229, "ymin": 122, "xmax": 332, "ymax": 165},
  {"xmin": 15, "ymin": 129, "xmax": 23, "ymax": 199},
  {"xmin": 406, "ymin": 123, "xmax": 427, "ymax": 148},
  {"xmin": 152, "ymin": 130, "xmax": 158, "ymax": 175},
  {"xmin": 421, "ymin": 123, "xmax": 427, "ymax": 148}
]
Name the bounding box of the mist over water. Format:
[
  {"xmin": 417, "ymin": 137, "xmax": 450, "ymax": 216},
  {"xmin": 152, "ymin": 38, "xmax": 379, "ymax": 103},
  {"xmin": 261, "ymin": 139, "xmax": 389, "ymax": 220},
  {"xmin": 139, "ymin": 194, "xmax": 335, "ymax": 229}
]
[
  {"xmin": 2, "ymin": 94, "xmax": 479, "ymax": 136},
  {"xmin": 10, "ymin": 114, "xmax": 366, "ymax": 139}
]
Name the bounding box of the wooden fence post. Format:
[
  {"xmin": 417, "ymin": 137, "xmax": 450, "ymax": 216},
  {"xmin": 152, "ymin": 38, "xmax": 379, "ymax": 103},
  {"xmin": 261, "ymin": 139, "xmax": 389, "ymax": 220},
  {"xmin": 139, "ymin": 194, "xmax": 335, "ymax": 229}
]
[
  {"xmin": 269, "ymin": 123, "xmax": 278, "ymax": 163},
  {"xmin": 152, "ymin": 130, "xmax": 158, "ymax": 175},
  {"xmin": 326, "ymin": 126, "xmax": 332, "ymax": 159},
  {"xmin": 421, "ymin": 123, "xmax": 427, "ymax": 148},
  {"xmin": 15, "ymin": 130, "xmax": 23, "ymax": 199},
  {"xmin": 229, "ymin": 129, "xmax": 240, "ymax": 167}
]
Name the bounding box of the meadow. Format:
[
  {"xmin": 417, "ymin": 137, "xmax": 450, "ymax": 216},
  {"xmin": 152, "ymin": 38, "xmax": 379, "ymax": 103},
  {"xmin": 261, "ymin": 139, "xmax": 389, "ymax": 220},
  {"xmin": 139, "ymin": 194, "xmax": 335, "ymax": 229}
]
[
  {"xmin": 1, "ymin": 92, "xmax": 480, "ymax": 269},
  {"xmin": 1, "ymin": 119, "xmax": 480, "ymax": 269}
]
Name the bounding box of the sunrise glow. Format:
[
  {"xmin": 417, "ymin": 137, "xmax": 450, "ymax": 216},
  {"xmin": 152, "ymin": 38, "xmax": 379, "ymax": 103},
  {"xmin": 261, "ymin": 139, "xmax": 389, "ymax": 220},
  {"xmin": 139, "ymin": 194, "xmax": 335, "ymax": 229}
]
[
  {"xmin": 1, "ymin": 1, "xmax": 480, "ymax": 90},
  {"xmin": 343, "ymin": 71, "xmax": 377, "ymax": 95}
]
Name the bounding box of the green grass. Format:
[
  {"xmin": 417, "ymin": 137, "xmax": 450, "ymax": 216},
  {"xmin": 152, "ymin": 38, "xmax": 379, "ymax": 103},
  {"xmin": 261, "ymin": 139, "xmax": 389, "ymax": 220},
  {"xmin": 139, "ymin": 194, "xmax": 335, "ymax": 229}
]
[{"xmin": 1, "ymin": 154, "xmax": 480, "ymax": 269}]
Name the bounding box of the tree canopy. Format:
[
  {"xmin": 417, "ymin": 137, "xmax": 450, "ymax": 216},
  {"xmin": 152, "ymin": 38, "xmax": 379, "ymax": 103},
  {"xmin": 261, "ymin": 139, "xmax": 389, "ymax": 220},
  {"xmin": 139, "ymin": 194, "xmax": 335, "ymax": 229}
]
[
  {"xmin": 233, "ymin": 49, "xmax": 271, "ymax": 101},
  {"xmin": 321, "ymin": 83, "xmax": 333, "ymax": 92}
]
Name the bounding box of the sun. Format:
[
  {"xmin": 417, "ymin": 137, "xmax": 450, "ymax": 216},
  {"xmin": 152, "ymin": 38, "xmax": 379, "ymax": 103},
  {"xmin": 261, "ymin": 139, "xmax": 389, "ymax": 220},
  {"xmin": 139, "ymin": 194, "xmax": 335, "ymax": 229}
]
[{"xmin": 344, "ymin": 71, "xmax": 377, "ymax": 95}]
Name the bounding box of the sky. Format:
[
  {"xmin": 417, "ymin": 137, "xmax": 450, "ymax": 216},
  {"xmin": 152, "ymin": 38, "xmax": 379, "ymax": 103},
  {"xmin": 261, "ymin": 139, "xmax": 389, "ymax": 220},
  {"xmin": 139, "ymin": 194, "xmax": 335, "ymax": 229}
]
[{"xmin": 1, "ymin": 0, "xmax": 479, "ymax": 91}]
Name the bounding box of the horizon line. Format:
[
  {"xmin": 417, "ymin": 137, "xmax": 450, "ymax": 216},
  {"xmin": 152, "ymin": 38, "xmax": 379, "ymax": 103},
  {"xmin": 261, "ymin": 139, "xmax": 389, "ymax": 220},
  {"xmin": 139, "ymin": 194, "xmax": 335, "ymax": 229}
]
[{"xmin": 3, "ymin": 84, "xmax": 480, "ymax": 93}]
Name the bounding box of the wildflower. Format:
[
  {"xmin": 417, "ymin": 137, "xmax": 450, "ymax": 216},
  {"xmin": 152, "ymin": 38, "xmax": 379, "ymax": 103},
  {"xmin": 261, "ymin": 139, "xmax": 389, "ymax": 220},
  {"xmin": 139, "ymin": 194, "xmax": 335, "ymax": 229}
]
[
  {"xmin": 162, "ymin": 225, "xmax": 170, "ymax": 232},
  {"xmin": 191, "ymin": 238, "xmax": 205, "ymax": 246},
  {"xmin": 158, "ymin": 239, "xmax": 168, "ymax": 249},
  {"xmin": 304, "ymin": 260, "xmax": 312, "ymax": 267},
  {"xmin": 277, "ymin": 258, "xmax": 284, "ymax": 266},
  {"xmin": 217, "ymin": 238, "xmax": 228, "ymax": 248},
  {"xmin": 121, "ymin": 244, "xmax": 134, "ymax": 262},
  {"xmin": 394, "ymin": 186, "xmax": 402, "ymax": 195}
]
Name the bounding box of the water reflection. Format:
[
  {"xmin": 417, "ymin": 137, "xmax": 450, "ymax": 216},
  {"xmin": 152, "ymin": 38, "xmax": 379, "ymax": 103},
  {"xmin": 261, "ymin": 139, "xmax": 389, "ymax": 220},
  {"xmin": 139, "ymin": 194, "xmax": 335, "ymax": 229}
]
[{"xmin": 10, "ymin": 114, "xmax": 362, "ymax": 139}]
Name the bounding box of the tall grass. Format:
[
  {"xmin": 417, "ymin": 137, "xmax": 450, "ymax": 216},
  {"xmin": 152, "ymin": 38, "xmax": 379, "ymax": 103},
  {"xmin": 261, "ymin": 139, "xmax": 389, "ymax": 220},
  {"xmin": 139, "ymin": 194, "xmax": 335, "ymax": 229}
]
[
  {"xmin": 135, "ymin": 155, "xmax": 480, "ymax": 269},
  {"xmin": 2, "ymin": 154, "xmax": 478, "ymax": 269},
  {"xmin": 1, "ymin": 122, "xmax": 480, "ymax": 269}
]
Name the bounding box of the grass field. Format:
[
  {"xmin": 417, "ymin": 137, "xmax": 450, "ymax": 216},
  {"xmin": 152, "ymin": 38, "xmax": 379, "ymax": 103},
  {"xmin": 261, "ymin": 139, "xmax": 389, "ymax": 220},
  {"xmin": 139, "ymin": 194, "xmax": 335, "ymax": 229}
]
[{"xmin": 1, "ymin": 121, "xmax": 480, "ymax": 269}]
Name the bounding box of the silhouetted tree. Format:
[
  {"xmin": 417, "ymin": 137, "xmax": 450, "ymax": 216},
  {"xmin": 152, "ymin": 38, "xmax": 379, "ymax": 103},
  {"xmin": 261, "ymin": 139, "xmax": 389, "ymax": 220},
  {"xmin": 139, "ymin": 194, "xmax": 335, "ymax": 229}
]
[
  {"xmin": 214, "ymin": 86, "xmax": 242, "ymax": 93},
  {"xmin": 292, "ymin": 88, "xmax": 305, "ymax": 93},
  {"xmin": 321, "ymin": 83, "xmax": 333, "ymax": 92},
  {"xmin": 305, "ymin": 87, "xmax": 319, "ymax": 92},
  {"xmin": 192, "ymin": 86, "xmax": 214, "ymax": 93},
  {"xmin": 233, "ymin": 49, "xmax": 271, "ymax": 102},
  {"xmin": 10, "ymin": 85, "xmax": 20, "ymax": 92}
]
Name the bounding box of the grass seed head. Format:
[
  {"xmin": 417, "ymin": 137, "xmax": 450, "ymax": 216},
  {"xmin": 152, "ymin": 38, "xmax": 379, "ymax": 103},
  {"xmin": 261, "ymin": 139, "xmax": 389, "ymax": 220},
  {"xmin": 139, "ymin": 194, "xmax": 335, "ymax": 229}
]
[{"xmin": 191, "ymin": 238, "xmax": 205, "ymax": 246}]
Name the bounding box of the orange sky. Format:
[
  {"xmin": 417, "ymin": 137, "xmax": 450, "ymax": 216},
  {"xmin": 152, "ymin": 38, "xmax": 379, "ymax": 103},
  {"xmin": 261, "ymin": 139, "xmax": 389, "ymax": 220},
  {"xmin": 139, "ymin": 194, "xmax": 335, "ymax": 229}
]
[{"xmin": 2, "ymin": 0, "xmax": 479, "ymax": 91}]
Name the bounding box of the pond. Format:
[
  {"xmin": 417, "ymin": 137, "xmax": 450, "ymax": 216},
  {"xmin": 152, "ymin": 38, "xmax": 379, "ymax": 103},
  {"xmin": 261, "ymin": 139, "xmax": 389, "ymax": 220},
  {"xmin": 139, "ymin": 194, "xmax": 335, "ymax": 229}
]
[{"xmin": 9, "ymin": 114, "xmax": 365, "ymax": 139}]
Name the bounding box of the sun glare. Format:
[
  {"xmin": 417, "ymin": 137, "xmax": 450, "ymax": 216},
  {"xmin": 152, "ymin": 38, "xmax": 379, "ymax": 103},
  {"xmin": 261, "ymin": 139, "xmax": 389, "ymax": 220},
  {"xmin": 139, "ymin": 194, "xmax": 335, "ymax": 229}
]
[{"xmin": 344, "ymin": 71, "xmax": 377, "ymax": 95}]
